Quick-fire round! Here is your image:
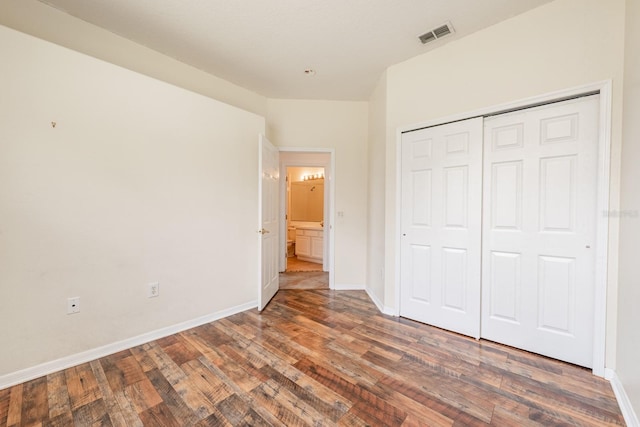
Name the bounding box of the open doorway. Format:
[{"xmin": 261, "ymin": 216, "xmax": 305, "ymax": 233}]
[
  {"xmin": 286, "ymin": 166, "xmax": 324, "ymax": 273},
  {"xmin": 279, "ymin": 150, "xmax": 334, "ymax": 290}
]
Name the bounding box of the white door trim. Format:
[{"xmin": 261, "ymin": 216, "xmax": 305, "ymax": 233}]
[
  {"xmin": 278, "ymin": 147, "xmax": 336, "ymax": 290},
  {"xmin": 394, "ymin": 80, "xmax": 612, "ymax": 377}
]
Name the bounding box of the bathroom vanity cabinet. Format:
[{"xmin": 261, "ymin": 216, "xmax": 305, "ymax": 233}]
[{"xmin": 295, "ymin": 227, "xmax": 323, "ymax": 264}]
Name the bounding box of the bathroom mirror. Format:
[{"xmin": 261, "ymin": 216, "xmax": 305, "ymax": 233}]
[{"xmin": 290, "ymin": 180, "xmax": 324, "ymax": 222}]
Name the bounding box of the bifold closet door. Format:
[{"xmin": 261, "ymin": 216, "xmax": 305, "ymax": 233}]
[
  {"xmin": 400, "ymin": 118, "xmax": 483, "ymax": 338},
  {"xmin": 481, "ymin": 96, "xmax": 599, "ymax": 367}
]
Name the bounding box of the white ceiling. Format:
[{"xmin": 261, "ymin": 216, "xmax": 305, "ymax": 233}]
[{"xmin": 38, "ymin": 0, "xmax": 553, "ymax": 100}]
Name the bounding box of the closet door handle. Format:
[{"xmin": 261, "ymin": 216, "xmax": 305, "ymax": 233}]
[{"xmin": 258, "ymin": 228, "xmax": 270, "ymax": 234}]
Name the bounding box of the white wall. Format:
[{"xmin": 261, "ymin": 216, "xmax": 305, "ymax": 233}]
[
  {"xmin": 366, "ymin": 73, "xmax": 388, "ymax": 309},
  {"xmin": 267, "ymin": 100, "xmax": 369, "ymax": 288},
  {"xmin": 616, "ymin": 0, "xmax": 640, "ymax": 418},
  {"xmin": 0, "ymin": 0, "xmax": 266, "ymax": 116},
  {"xmin": 0, "ymin": 25, "xmax": 265, "ymax": 377},
  {"xmin": 382, "ymin": 0, "xmax": 626, "ymax": 367}
]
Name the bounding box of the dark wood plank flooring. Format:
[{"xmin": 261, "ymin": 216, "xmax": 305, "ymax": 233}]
[
  {"xmin": 279, "ymin": 271, "xmax": 329, "ymax": 290},
  {"xmin": 0, "ymin": 290, "xmax": 625, "ymax": 426}
]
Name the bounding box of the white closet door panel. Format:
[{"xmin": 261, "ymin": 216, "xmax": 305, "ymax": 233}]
[
  {"xmin": 488, "ymin": 251, "xmax": 521, "ymax": 323},
  {"xmin": 482, "ymin": 96, "xmax": 599, "ymax": 367},
  {"xmin": 400, "ymin": 118, "xmax": 483, "ymax": 338},
  {"xmin": 491, "ymin": 161, "xmax": 523, "ymax": 231}
]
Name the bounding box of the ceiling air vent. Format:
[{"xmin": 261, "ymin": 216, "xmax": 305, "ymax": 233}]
[{"xmin": 419, "ymin": 22, "xmax": 454, "ymax": 45}]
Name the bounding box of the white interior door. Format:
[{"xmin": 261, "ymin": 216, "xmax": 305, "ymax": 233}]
[
  {"xmin": 400, "ymin": 118, "xmax": 483, "ymax": 338},
  {"xmin": 258, "ymin": 134, "xmax": 279, "ymax": 311},
  {"xmin": 481, "ymin": 96, "xmax": 599, "ymax": 367}
]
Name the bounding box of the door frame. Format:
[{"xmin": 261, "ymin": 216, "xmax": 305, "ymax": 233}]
[
  {"xmin": 394, "ymin": 80, "xmax": 612, "ymax": 377},
  {"xmin": 278, "ymin": 147, "xmax": 336, "ymax": 289}
]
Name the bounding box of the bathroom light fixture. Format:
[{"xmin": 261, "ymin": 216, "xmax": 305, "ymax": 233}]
[{"xmin": 302, "ymin": 173, "xmax": 324, "ymax": 181}]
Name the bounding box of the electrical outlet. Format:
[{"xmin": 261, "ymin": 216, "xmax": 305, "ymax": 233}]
[
  {"xmin": 148, "ymin": 282, "xmax": 159, "ymax": 298},
  {"xmin": 67, "ymin": 297, "xmax": 80, "ymax": 314}
]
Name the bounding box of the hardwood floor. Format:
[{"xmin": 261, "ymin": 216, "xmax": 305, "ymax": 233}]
[
  {"xmin": 0, "ymin": 290, "xmax": 624, "ymax": 426},
  {"xmin": 279, "ymin": 271, "xmax": 329, "ymax": 290},
  {"xmin": 285, "ymin": 256, "xmax": 323, "ymax": 272}
]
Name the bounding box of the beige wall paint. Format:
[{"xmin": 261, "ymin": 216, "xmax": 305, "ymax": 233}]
[
  {"xmin": 267, "ymin": 100, "xmax": 369, "ymax": 288},
  {"xmin": 366, "ymin": 73, "xmax": 388, "ymax": 308},
  {"xmin": 0, "ymin": 25, "xmax": 265, "ymax": 376},
  {"xmin": 617, "ymin": 0, "xmax": 640, "ymax": 416},
  {"xmin": 0, "ymin": 0, "xmax": 267, "ymax": 116},
  {"xmin": 383, "ymin": 0, "xmax": 626, "ymax": 367}
]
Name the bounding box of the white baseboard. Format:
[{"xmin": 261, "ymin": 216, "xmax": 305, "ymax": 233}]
[
  {"xmin": 382, "ymin": 306, "xmax": 396, "ymax": 316},
  {"xmin": 366, "ymin": 287, "xmax": 385, "ymax": 312},
  {"xmin": 333, "ymin": 283, "xmax": 365, "ymax": 291},
  {"xmin": 606, "ymin": 368, "xmax": 640, "ymax": 427},
  {"xmin": 365, "ymin": 287, "xmax": 396, "ymax": 316},
  {"xmin": 0, "ymin": 300, "xmax": 257, "ymax": 390}
]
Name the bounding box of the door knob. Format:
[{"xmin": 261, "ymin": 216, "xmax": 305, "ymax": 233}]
[{"xmin": 259, "ymin": 228, "xmax": 270, "ymax": 234}]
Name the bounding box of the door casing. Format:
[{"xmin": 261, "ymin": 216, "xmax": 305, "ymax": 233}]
[{"xmin": 278, "ymin": 147, "xmax": 336, "ymax": 289}]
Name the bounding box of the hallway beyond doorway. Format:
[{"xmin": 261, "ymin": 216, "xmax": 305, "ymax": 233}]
[
  {"xmin": 279, "ymin": 271, "xmax": 329, "ymax": 290},
  {"xmin": 286, "ymin": 256, "xmax": 322, "ymax": 272}
]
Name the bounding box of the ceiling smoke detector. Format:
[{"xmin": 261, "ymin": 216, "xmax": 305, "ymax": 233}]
[{"xmin": 419, "ymin": 22, "xmax": 455, "ymax": 45}]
